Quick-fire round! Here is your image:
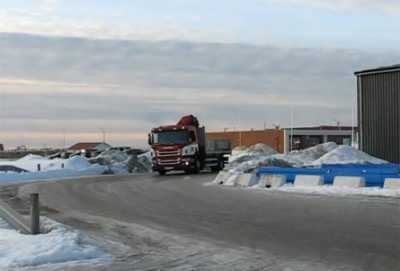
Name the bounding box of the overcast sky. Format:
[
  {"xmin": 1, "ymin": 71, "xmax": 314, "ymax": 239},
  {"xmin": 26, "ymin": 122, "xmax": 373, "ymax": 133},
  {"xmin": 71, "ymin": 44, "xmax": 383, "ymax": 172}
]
[{"xmin": 0, "ymin": 0, "xmax": 399, "ymax": 148}]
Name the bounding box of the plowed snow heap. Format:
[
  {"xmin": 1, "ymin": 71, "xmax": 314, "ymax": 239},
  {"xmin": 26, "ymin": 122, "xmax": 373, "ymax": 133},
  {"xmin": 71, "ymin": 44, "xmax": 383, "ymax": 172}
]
[
  {"xmin": 89, "ymin": 149, "xmax": 152, "ymax": 174},
  {"xmin": 215, "ymin": 142, "xmax": 387, "ymax": 184}
]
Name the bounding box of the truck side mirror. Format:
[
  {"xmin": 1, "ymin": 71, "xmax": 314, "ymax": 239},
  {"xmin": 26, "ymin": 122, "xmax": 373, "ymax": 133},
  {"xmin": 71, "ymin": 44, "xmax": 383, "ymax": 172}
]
[{"xmin": 148, "ymin": 134, "xmax": 152, "ymax": 145}]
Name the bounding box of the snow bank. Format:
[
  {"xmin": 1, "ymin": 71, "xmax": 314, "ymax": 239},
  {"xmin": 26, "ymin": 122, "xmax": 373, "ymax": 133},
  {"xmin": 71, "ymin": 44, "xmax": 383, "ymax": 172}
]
[
  {"xmin": 220, "ymin": 143, "xmax": 338, "ymax": 183},
  {"xmin": 0, "ymin": 218, "xmax": 110, "ymax": 269},
  {"xmin": 229, "ymin": 143, "xmax": 278, "ymax": 163},
  {"xmin": 0, "ymin": 155, "xmax": 107, "ymax": 184},
  {"xmin": 90, "ymin": 149, "xmax": 152, "ymax": 174},
  {"xmin": 275, "ymin": 142, "xmax": 338, "ymax": 166},
  {"xmin": 17, "ymin": 154, "xmax": 48, "ymax": 162},
  {"xmin": 311, "ymin": 145, "xmax": 387, "ymax": 166},
  {"xmin": 63, "ymin": 156, "xmax": 93, "ymax": 170},
  {"xmin": 215, "ymin": 142, "xmax": 388, "ymax": 187},
  {"xmin": 0, "ymin": 149, "xmax": 153, "ymax": 184}
]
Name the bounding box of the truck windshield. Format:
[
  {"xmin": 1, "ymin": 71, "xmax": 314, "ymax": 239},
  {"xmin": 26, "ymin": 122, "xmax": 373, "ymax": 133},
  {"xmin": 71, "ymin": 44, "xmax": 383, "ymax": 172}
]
[{"xmin": 153, "ymin": 131, "xmax": 191, "ymax": 145}]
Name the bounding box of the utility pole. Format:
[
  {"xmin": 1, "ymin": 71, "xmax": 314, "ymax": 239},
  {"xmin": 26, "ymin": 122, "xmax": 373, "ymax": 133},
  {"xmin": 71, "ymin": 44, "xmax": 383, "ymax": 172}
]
[
  {"xmin": 62, "ymin": 129, "xmax": 67, "ymax": 149},
  {"xmin": 290, "ymin": 109, "xmax": 294, "ymax": 152},
  {"xmin": 99, "ymin": 128, "xmax": 106, "ymax": 143}
]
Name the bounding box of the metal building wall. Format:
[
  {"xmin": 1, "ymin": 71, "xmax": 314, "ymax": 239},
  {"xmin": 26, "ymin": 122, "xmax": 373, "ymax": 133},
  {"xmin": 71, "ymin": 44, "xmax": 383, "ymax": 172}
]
[{"xmin": 358, "ymin": 70, "xmax": 400, "ymax": 163}]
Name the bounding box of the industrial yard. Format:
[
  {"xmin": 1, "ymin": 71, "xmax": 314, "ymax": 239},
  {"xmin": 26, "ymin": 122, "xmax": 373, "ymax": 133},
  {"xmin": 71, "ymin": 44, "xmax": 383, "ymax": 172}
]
[
  {"xmin": 1, "ymin": 1, "xmax": 400, "ymax": 270},
  {"xmin": 1, "ymin": 173, "xmax": 399, "ymax": 271}
]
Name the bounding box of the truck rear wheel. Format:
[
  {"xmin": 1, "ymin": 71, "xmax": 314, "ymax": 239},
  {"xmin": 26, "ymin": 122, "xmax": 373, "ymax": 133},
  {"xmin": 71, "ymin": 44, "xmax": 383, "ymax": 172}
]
[{"xmin": 211, "ymin": 159, "xmax": 225, "ymax": 172}]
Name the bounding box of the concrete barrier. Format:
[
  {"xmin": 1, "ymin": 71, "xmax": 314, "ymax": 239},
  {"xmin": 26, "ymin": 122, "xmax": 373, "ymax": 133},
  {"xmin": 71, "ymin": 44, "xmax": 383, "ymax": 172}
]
[
  {"xmin": 259, "ymin": 175, "xmax": 287, "ymax": 188},
  {"xmin": 384, "ymin": 178, "xmax": 400, "ymax": 190},
  {"xmin": 294, "ymin": 175, "xmax": 324, "ymax": 187},
  {"xmin": 236, "ymin": 173, "xmax": 257, "ymax": 187},
  {"xmin": 333, "ymin": 176, "xmax": 366, "ymax": 188}
]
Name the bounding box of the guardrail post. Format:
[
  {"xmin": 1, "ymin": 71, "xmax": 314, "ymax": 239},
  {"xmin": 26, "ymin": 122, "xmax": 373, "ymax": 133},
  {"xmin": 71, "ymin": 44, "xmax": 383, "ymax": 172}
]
[
  {"xmin": 30, "ymin": 193, "xmax": 40, "ymax": 235},
  {"xmin": 37, "ymin": 164, "xmax": 41, "ymax": 172}
]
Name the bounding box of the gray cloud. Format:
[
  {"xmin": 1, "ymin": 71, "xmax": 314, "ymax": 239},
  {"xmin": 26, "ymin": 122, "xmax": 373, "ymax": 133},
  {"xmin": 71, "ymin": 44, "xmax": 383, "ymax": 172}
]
[{"xmin": 0, "ymin": 33, "xmax": 398, "ymax": 148}]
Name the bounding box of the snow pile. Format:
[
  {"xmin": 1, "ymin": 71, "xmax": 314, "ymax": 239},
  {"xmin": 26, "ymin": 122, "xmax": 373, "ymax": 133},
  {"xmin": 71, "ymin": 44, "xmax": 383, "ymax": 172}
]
[
  {"xmin": 134, "ymin": 151, "xmax": 153, "ymax": 172},
  {"xmin": 0, "ymin": 149, "xmax": 153, "ymax": 184},
  {"xmin": 63, "ymin": 156, "xmax": 94, "ymax": 170},
  {"xmin": 311, "ymin": 145, "xmax": 387, "ymax": 166},
  {"xmin": 92, "ymin": 149, "xmax": 130, "ymax": 165},
  {"xmin": 0, "ymin": 155, "xmax": 107, "ymax": 184},
  {"xmin": 0, "ymin": 155, "xmax": 53, "ymax": 172},
  {"xmin": 215, "ymin": 142, "xmax": 388, "ymax": 186},
  {"xmin": 0, "ymin": 218, "xmax": 110, "ymax": 269},
  {"xmin": 275, "ymin": 142, "xmax": 338, "ymax": 166},
  {"xmin": 229, "ymin": 143, "xmax": 278, "ymax": 163},
  {"xmin": 17, "ymin": 154, "xmax": 48, "ymax": 162},
  {"xmin": 224, "ymin": 144, "xmax": 282, "ymax": 178},
  {"xmin": 223, "ymin": 143, "xmax": 337, "ymax": 178},
  {"xmin": 90, "ymin": 149, "xmax": 152, "ymax": 174}
]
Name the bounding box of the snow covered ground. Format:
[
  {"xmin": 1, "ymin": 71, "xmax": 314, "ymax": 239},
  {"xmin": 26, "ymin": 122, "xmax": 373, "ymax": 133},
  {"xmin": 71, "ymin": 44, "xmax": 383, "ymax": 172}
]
[
  {"xmin": 0, "ymin": 217, "xmax": 110, "ymax": 270},
  {"xmin": 0, "ymin": 155, "xmax": 107, "ymax": 184},
  {"xmin": 0, "ymin": 151, "xmax": 153, "ymax": 184}
]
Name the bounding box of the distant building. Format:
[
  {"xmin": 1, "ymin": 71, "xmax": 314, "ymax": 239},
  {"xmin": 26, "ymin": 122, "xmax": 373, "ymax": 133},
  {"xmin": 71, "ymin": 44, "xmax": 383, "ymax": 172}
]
[
  {"xmin": 68, "ymin": 142, "xmax": 111, "ymax": 157},
  {"xmin": 15, "ymin": 145, "xmax": 28, "ymax": 152},
  {"xmin": 355, "ymin": 65, "xmax": 400, "ymax": 163},
  {"xmin": 207, "ymin": 129, "xmax": 284, "ymax": 153},
  {"xmin": 0, "ymin": 144, "xmax": 4, "ymax": 152},
  {"xmin": 207, "ymin": 126, "xmax": 355, "ymax": 154},
  {"xmin": 283, "ymin": 126, "xmax": 355, "ymax": 153}
]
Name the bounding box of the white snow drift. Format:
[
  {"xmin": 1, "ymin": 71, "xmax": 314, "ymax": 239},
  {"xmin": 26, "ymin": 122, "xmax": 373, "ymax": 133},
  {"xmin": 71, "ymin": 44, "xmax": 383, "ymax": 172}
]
[
  {"xmin": 0, "ymin": 156, "xmax": 107, "ymax": 184},
  {"xmin": 311, "ymin": 145, "xmax": 387, "ymax": 166},
  {"xmin": 220, "ymin": 143, "xmax": 387, "ymax": 182},
  {"xmin": 90, "ymin": 149, "xmax": 152, "ymax": 174},
  {"xmin": 213, "ymin": 143, "xmax": 397, "ymax": 197},
  {"xmin": 0, "ymin": 218, "xmax": 110, "ymax": 270},
  {"xmin": 0, "ymin": 150, "xmax": 153, "ymax": 184}
]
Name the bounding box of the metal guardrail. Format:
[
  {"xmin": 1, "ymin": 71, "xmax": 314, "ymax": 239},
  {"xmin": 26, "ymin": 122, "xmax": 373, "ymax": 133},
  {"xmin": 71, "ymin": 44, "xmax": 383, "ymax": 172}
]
[{"xmin": 0, "ymin": 193, "xmax": 40, "ymax": 234}]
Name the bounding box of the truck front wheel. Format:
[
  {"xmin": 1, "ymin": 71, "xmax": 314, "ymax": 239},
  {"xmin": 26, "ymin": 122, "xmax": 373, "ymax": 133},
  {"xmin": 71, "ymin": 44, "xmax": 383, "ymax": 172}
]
[
  {"xmin": 189, "ymin": 159, "xmax": 201, "ymax": 174},
  {"xmin": 158, "ymin": 170, "xmax": 166, "ymax": 176}
]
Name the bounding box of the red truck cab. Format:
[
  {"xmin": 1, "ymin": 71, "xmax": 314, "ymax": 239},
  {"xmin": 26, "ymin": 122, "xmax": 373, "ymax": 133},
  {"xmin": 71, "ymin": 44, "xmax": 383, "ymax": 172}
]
[{"xmin": 148, "ymin": 115, "xmax": 230, "ymax": 175}]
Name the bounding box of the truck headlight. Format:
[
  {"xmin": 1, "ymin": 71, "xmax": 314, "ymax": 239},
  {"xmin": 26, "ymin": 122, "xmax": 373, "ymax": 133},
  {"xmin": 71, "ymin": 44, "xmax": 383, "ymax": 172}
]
[{"xmin": 182, "ymin": 145, "xmax": 197, "ymax": 156}]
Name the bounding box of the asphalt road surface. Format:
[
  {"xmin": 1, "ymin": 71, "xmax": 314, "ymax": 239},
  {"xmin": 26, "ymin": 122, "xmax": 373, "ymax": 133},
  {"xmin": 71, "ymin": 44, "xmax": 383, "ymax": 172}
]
[{"xmin": 1, "ymin": 173, "xmax": 399, "ymax": 271}]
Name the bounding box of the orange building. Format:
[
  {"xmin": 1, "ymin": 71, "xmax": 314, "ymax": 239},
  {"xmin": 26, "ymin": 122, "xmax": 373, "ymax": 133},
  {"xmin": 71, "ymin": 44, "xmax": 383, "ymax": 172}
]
[
  {"xmin": 207, "ymin": 129, "xmax": 284, "ymax": 153},
  {"xmin": 207, "ymin": 126, "xmax": 355, "ymax": 154}
]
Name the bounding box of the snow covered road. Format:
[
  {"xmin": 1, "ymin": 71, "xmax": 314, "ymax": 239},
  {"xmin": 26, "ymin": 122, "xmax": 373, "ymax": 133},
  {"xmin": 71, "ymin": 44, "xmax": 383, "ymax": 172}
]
[{"xmin": 1, "ymin": 173, "xmax": 399, "ymax": 270}]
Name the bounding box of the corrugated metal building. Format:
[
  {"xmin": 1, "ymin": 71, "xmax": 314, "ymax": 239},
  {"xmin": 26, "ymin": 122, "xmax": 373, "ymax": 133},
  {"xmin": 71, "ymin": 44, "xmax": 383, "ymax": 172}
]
[{"xmin": 355, "ymin": 64, "xmax": 400, "ymax": 163}]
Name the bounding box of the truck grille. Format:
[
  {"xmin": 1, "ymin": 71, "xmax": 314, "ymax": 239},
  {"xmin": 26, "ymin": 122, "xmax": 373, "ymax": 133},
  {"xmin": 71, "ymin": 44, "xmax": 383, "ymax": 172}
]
[
  {"xmin": 156, "ymin": 150, "xmax": 181, "ymax": 157},
  {"xmin": 156, "ymin": 149, "xmax": 181, "ymax": 165},
  {"xmin": 157, "ymin": 158, "xmax": 181, "ymax": 165}
]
